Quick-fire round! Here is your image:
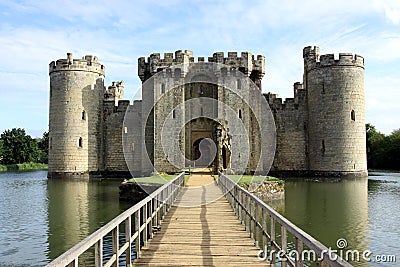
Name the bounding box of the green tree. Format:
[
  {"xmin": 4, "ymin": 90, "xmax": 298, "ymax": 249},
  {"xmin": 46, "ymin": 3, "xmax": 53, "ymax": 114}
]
[
  {"xmin": 0, "ymin": 128, "xmax": 39, "ymax": 164},
  {"xmin": 384, "ymin": 129, "xmax": 400, "ymax": 169},
  {"xmin": 366, "ymin": 123, "xmax": 386, "ymax": 169},
  {"xmin": 366, "ymin": 123, "xmax": 384, "ymax": 151},
  {"xmin": 37, "ymin": 131, "xmax": 49, "ymax": 163},
  {"xmin": 0, "ymin": 140, "xmax": 3, "ymax": 162},
  {"xmin": 366, "ymin": 124, "xmax": 400, "ymax": 170}
]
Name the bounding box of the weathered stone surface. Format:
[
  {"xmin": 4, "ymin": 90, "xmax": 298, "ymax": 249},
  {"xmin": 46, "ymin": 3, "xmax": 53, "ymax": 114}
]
[
  {"xmin": 48, "ymin": 47, "xmax": 367, "ymax": 178},
  {"xmin": 242, "ymin": 180, "xmax": 285, "ymax": 200},
  {"xmin": 48, "ymin": 53, "xmax": 105, "ymax": 177}
]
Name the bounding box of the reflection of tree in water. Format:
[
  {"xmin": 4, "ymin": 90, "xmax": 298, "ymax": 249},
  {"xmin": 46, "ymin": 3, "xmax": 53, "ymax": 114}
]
[{"xmin": 368, "ymin": 177, "xmax": 399, "ymax": 193}]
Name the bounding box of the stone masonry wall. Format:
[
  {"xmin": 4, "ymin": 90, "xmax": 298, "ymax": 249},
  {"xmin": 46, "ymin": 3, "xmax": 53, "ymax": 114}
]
[
  {"xmin": 48, "ymin": 47, "xmax": 367, "ymax": 178},
  {"xmin": 103, "ymin": 100, "xmax": 130, "ymax": 172},
  {"xmin": 48, "ymin": 53, "xmax": 105, "ymax": 177},
  {"xmin": 304, "ymin": 46, "xmax": 367, "ymax": 175},
  {"xmin": 266, "ymin": 82, "xmax": 308, "ymax": 172}
]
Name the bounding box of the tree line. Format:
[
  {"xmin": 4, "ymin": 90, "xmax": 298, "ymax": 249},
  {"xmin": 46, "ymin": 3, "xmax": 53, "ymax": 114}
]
[
  {"xmin": 0, "ymin": 128, "xmax": 48, "ymax": 165},
  {"xmin": 366, "ymin": 123, "xmax": 400, "ymax": 170}
]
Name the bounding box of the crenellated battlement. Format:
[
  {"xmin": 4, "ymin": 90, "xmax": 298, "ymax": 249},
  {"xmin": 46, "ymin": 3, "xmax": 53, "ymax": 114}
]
[
  {"xmin": 303, "ymin": 46, "xmax": 364, "ymax": 71},
  {"xmin": 49, "ymin": 53, "xmax": 105, "ymax": 76},
  {"xmin": 48, "ymin": 45, "xmax": 367, "ymax": 178},
  {"xmin": 138, "ymin": 50, "xmax": 194, "ymax": 80},
  {"xmin": 264, "ymin": 82, "xmax": 307, "ymax": 111},
  {"xmin": 138, "ymin": 50, "xmax": 265, "ymax": 81},
  {"xmin": 104, "ymin": 80, "xmax": 124, "ymax": 104}
]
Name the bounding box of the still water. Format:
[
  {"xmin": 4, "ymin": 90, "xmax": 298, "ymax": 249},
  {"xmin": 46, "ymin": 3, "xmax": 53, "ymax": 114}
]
[
  {"xmin": 0, "ymin": 171, "xmax": 399, "ymax": 266},
  {"xmin": 0, "ymin": 171, "xmax": 130, "ymax": 266},
  {"xmin": 267, "ymin": 171, "xmax": 400, "ymax": 266}
]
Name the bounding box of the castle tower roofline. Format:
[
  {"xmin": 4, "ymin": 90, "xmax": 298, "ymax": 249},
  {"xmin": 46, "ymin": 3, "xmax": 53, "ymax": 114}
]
[
  {"xmin": 303, "ymin": 46, "xmax": 364, "ymax": 72},
  {"xmin": 138, "ymin": 50, "xmax": 265, "ymax": 81},
  {"xmin": 49, "ymin": 53, "xmax": 105, "ymax": 76}
]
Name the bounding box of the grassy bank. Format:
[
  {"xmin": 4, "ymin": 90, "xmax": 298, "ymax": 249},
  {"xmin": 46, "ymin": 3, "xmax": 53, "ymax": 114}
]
[
  {"xmin": 128, "ymin": 173, "xmax": 190, "ymax": 185},
  {"xmin": 0, "ymin": 162, "xmax": 48, "ymax": 171}
]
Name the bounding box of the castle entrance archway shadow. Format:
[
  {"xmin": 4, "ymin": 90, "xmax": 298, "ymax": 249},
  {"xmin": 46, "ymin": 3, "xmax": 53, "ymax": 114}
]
[{"xmin": 192, "ymin": 138, "xmax": 215, "ymax": 167}]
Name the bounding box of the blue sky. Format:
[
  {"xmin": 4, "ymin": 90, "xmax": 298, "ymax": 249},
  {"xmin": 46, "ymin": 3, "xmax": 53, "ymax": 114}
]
[{"xmin": 0, "ymin": 0, "xmax": 399, "ymax": 137}]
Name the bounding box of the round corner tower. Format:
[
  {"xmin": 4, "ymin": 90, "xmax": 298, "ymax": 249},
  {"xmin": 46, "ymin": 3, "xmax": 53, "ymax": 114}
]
[
  {"xmin": 304, "ymin": 46, "xmax": 367, "ymax": 177},
  {"xmin": 48, "ymin": 53, "xmax": 105, "ymax": 178}
]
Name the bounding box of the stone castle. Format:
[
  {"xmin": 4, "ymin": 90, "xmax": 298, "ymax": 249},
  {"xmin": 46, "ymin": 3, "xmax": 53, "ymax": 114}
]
[{"xmin": 48, "ymin": 46, "xmax": 367, "ymax": 178}]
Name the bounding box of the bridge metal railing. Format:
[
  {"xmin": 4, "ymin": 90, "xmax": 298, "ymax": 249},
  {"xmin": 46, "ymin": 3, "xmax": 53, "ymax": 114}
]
[
  {"xmin": 218, "ymin": 173, "xmax": 353, "ymax": 267},
  {"xmin": 46, "ymin": 173, "xmax": 185, "ymax": 267}
]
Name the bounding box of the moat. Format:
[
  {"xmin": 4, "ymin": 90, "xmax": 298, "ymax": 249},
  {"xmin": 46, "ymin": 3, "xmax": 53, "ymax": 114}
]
[{"xmin": 0, "ymin": 170, "xmax": 398, "ymax": 266}]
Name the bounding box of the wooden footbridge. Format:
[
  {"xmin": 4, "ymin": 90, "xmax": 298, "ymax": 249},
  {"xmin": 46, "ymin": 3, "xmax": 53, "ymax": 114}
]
[{"xmin": 47, "ymin": 170, "xmax": 352, "ymax": 267}]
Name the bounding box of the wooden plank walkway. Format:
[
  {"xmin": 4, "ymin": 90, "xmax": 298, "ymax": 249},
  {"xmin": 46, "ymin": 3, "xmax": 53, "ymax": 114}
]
[{"xmin": 135, "ymin": 171, "xmax": 268, "ymax": 266}]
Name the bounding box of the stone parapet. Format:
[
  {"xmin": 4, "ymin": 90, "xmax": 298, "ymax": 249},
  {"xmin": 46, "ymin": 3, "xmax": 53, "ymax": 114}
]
[
  {"xmin": 49, "ymin": 53, "xmax": 105, "ymax": 76},
  {"xmin": 138, "ymin": 50, "xmax": 265, "ymax": 82}
]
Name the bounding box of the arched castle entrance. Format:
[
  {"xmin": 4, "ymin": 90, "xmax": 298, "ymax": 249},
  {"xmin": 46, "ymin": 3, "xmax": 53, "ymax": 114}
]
[
  {"xmin": 185, "ymin": 117, "xmax": 216, "ymax": 168},
  {"xmin": 192, "ymin": 138, "xmax": 215, "ymax": 167},
  {"xmin": 184, "ymin": 117, "xmax": 231, "ymax": 173}
]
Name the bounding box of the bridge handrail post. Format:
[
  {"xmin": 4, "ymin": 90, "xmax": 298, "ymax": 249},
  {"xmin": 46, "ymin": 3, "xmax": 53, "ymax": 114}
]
[
  {"xmin": 250, "ymin": 197, "xmax": 254, "ymax": 239},
  {"xmin": 295, "ymin": 237, "xmax": 304, "ymax": 267},
  {"xmin": 135, "ymin": 208, "xmax": 141, "ymax": 259},
  {"xmin": 255, "ymin": 204, "xmax": 260, "ymax": 248},
  {"xmin": 239, "ymin": 190, "xmax": 244, "ymax": 224},
  {"xmin": 245, "ymin": 194, "xmax": 250, "ymax": 233},
  {"xmin": 270, "ymin": 216, "xmax": 276, "ymax": 265},
  {"xmin": 162, "ymin": 189, "xmax": 166, "ymax": 218},
  {"xmin": 262, "ymin": 207, "xmax": 267, "ymax": 253},
  {"xmin": 125, "ymin": 216, "xmax": 132, "ymax": 266},
  {"xmin": 45, "ymin": 173, "xmax": 184, "ymax": 267},
  {"xmin": 218, "ymin": 173, "xmax": 352, "ymax": 267},
  {"xmin": 111, "ymin": 225, "xmax": 119, "ymax": 267},
  {"xmin": 94, "ymin": 238, "xmax": 103, "ymax": 267},
  {"xmin": 281, "ymin": 225, "xmax": 288, "ymax": 267},
  {"xmin": 143, "ymin": 202, "xmax": 148, "ymax": 246}
]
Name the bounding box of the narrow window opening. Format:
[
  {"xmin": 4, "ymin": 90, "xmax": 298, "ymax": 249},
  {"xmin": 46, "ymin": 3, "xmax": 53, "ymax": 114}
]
[
  {"xmin": 238, "ymin": 109, "xmax": 242, "ymax": 119},
  {"xmin": 221, "ymin": 67, "xmax": 227, "ymax": 77},
  {"xmin": 81, "ymin": 110, "xmax": 86, "ymax": 120},
  {"xmin": 124, "ymin": 127, "xmax": 128, "ymax": 134},
  {"xmin": 78, "ymin": 137, "xmax": 83, "ymax": 148},
  {"xmin": 351, "ymin": 110, "xmax": 356, "ymax": 121},
  {"xmin": 174, "ymin": 68, "xmax": 181, "ymax": 79},
  {"xmin": 161, "ymin": 83, "xmax": 165, "ymax": 94},
  {"xmin": 321, "ymin": 139, "xmax": 325, "ymax": 155},
  {"xmin": 172, "ymin": 109, "xmax": 176, "ymax": 119},
  {"xmin": 199, "ymin": 85, "xmax": 204, "ymax": 95},
  {"xmin": 237, "ymin": 79, "xmax": 241, "ymax": 89},
  {"xmin": 200, "ymin": 107, "xmax": 203, "ymax": 116},
  {"xmin": 322, "ymin": 83, "xmax": 325, "ymax": 94}
]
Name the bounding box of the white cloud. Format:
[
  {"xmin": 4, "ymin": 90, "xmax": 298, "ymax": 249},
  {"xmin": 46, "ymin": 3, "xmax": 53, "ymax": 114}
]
[
  {"xmin": 365, "ymin": 75, "xmax": 400, "ymax": 134},
  {"xmin": 0, "ymin": 0, "xmax": 399, "ymax": 135},
  {"xmin": 373, "ymin": 0, "xmax": 400, "ymax": 24}
]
